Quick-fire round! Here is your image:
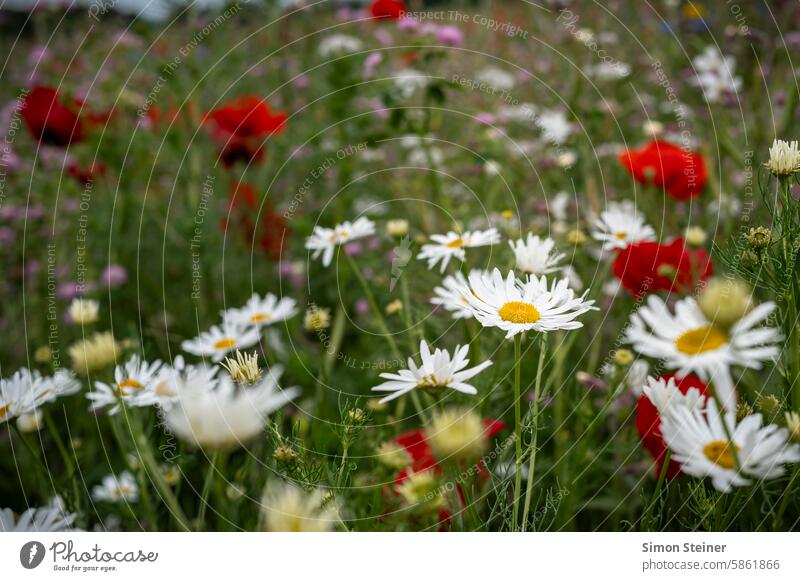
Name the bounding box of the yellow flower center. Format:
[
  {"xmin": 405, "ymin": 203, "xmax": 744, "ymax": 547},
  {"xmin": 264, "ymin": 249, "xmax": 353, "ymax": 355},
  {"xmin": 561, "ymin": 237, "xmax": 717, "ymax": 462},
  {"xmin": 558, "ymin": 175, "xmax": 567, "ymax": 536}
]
[
  {"xmin": 446, "ymin": 238, "xmax": 464, "ymax": 248},
  {"xmin": 417, "ymin": 373, "xmax": 448, "ymax": 389},
  {"xmin": 250, "ymin": 313, "xmax": 272, "ymax": 323},
  {"xmin": 213, "ymin": 338, "xmax": 237, "ymax": 350},
  {"xmin": 614, "ymin": 232, "xmax": 627, "ymax": 240},
  {"xmin": 117, "ymin": 378, "xmax": 143, "ymax": 396},
  {"xmin": 0, "ymin": 403, "xmax": 11, "ymax": 419},
  {"xmin": 703, "ymin": 440, "xmax": 740, "ymax": 469},
  {"xmin": 498, "ymin": 301, "xmax": 541, "ymax": 324},
  {"xmin": 674, "ymin": 326, "xmax": 728, "ymax": 355}
]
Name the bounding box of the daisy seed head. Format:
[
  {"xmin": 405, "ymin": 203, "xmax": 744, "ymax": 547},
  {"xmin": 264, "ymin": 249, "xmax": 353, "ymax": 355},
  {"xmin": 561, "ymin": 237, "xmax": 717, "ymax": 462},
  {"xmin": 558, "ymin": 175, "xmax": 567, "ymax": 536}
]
[
  {"xmin": 68, "ymin": 298, "xmax": 100, "ymax": 325},
  {"xmin": 613, "ymin": 349, "xmax": 634, "ymax": 367}
]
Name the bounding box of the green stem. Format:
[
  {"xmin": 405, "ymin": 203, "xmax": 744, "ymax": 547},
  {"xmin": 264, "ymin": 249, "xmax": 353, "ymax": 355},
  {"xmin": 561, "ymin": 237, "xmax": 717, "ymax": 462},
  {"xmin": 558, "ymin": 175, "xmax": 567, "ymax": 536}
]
[
  {"xmin": 196, "ymin": 451, "xmax": 220, "ymax": 531},
  {"xmin": 642, "ymin": 449, "xmax": 671, "ymax": 530},
  {"xmin": 133, "ymin": 427, "xmax": 191, "ymax": 531},
  {"xmin": 511, "ymin": 334, "xmax": 523, "ymax": 531},
  {"xmin": 345, "ymin": 251, "xmax": 402, "ymax": 361},
  {"xmin": 42, "ymin": 409, "xmax": 82, "ymax": 516},
  {"xmin": 522, "ymin": 334, "xmax": 547, "ymax": 532},
  {"xmin": 773, "ymin": 464, "xmax": 800, "ymax": 530}
]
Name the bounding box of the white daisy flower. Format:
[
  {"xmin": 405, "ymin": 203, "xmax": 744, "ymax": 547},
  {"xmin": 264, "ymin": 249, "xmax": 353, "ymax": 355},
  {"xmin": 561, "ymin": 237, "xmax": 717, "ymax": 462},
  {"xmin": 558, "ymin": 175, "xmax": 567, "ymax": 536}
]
[
  {"xmin": 1, "ymin": 368, "xmax": 80, "ymax": 424},
  {"xmin": 92, "ymin": 471, "xmax": 139, "ymax": 503},
  {"xmin": 417, "ymin": 228, "xmax": 500, "ymax": 273},
  {"xmin": 535, "ymin": 109, "xmax": 573, "ymax": 145},
  {"xmin": 165, "ymin": 366, "xmax": 299, "ymax": 449},
  {"xmin": 371, "ymin": 340, "xmax": 492, "ymax": 404},
  {"xmin": 393, "ymin": 68, "xmax": 429, "ymax": 98},
  {"xmin": 661, "ymin": 399, "xmax": 800, "ymax": 492},
  {"xmin": 476, "ymin": 66, "xmax": 516, "ymax": 91},
  {"xmin": 642, "ymin": 375, "xmax": 706, "ymax": 416},
  {"xmin": 460, "ymin": 269, "xmax": 597, "ymax": 339},
  {"xmin": 222, "ymin": 293, "xmax": 298, "ymax": 329},
  {"xmin": 0, "ymin": 505, "xmax": 77, "ymax": 532},
  {"xmin": 138, "ymin": 356, "xmax": 219, "ymax": 411},
  {"xmin": 691, "ymin": 46, "xmax": 742, "ymax": 103},
  {"xmin": 591, "ymin": 201, "xmax": 656, "ymax": 250},
  {"xmin": 305, "ymin": 217, "xmax": 376, "ymax": 268},
  {"xmin": 181, "ymin": 323, "xmax": 260, "ymax": 362},
  {"xmin": 318, "ymin": 34, "xmax": 363, "ymax": 57},
  {"xmin": 86, "ymin": 355, "xmax": 163, "ymax": 414},
  {"xmin": 508, "ymin": 234, "xmax": 564, "ymax": 275},
  {"xmin": 430, "ymin": 270, "xmax": 486, "ymax": 319},
  {"xmin": 625, "ymin": 295, "xmax": 781, "ymax": 412}
]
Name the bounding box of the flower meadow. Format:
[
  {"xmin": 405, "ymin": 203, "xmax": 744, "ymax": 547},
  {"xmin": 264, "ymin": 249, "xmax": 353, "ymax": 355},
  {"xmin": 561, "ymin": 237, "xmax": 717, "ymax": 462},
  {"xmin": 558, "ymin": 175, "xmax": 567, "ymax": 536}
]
[{"xmin": 2, "ymin": 0, "xmax": 800, "ymax": 534}]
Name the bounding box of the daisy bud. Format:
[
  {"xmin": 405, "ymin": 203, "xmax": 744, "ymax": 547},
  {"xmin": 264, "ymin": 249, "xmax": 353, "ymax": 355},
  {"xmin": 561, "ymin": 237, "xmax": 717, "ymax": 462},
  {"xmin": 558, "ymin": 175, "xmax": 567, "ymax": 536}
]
[
  {"xmin": 226, "ymin": 483, "xmax": 246, "ymax": 501},
  {"xmin": 385, "ymin": 299, "xmax": 403, "ymax": 316},
  {"xmin": 612, "ymin": 348, "xmax": 634, "ymax": 367},
  {"xmin": 740, "ymin": 249, "xmax": 759, "ymax": 269},
  {"xmin": 425, "ymin": 407, "xmax": 487, "ymax": 462},
  {"xmin": 684, "ymin": 226, "xmax": 707, "ymax": 247},
  {"xmin": 386, "ymin": 219, "xmax": 409, "ymax": 237},
  {"xmin": 757, "ymin": 394, "xmax": 782, "ymax": 421},
  {"xmin": 162, "ymin": 465, "xmax": 180, "ymax": 486},
  {"xmin": 303, "ymin": 306, "xmax": 331, "ymax": 331},
  {"xmin": 745, "ymin": 226, "xmax": 771, "ymax": 250},
  {"xmin": 566, "ymin": 228, "xmax": 587, "ymax": 246},
  {"xmin": 68, "ymin": 298, "xmax": 99, "ymax": 325},
  {"xmin": 347, "ymin": 407, "xmax": 367, "ymax": 425},
  {"xmin": 16, "ymin": 410, "xmax": 43, "ymax": 433},
  {"xmin": 785, "ymin": 411, "xmax": 800, "ymax": 442},
  {"xmin": 697, "ymin": 277, "xmax": 752, "ymax": 329},
  {"xmin": 765, "ymin": 139, "xmax": 800, "ymax": 176},
  {"xmin": 260, "ymin": 484, "xmax": 337, "ymax": 532},
  {"xmin": 395, "ymin": 470, "xmax": 443, "ymax": 514},
  {"xmin": 273, "ymin": 445, "xmax": 299, "ymax": 464},
  {"xmin": 376, "ymin": 441, "xmax": 412, "ymax": 470},
  {"xmin": 642, "ymin": 120, "xmax": 664, "ymax": 137},
  {"xmin": 736, "ymin": 401, "xmax": 754, "ymax": 422},
  {"xmin": 34, "ymin": 346, "xmax": 51, "ymax": 364},
  {"xmin": 68, "ymin": 332, "xmax": 120, "ymax": 374}
]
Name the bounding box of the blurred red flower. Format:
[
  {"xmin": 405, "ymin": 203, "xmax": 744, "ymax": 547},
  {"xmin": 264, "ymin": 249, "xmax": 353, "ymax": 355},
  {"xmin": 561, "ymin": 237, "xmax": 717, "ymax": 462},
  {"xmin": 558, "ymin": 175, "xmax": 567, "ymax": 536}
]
[
  {"xmin": 635, "ymin": 373, "xmax": 709, "ymax": 479},
  {"xmin": 67, "ymin": 161, "xmax": 106, "ymax": 185},
  {"xmin": 21, "ymin": 86, "xmax": 85, "ymax": 146},
  {"xmin": 389, "ymin": 419, "xmax": 506, "ymax": 526},
  {"xmin": 370, "ymin": 0, "xmax": 406, "ymax": 19},
  {"xmin": 612, "ymin": 237, "xmax": 712, "ymax": 298},
  {"xmin": 618, "ymin": 140, "xmax": 707, "ymax": 200},
  {"xmin": 221, "ymin": 181, "xmax": 290, "ymax": 260},
  {"xmin": 204, "ymin": 96, "xmax": 287, "ymax": 167}
]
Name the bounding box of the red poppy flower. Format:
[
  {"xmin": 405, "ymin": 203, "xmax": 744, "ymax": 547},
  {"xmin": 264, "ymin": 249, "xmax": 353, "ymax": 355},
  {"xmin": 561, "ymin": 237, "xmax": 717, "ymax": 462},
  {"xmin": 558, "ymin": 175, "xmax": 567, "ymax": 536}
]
[
  {"xmin": 618, "ymin": 140, "xmax": 707, "ymax": 200},
  {"xmin": 204, "ymin": 96, "xmax": 287, "ymax": 167},
  {"xmin": 370, "ymin": 0, "xmax": 406, "ymax": 19},
  {"xmin": 221, "ymin": 181, "xmax": 290, "ymax": 260},
  {"xmin": 613, "ymin": 237, "xmax": 712, "ymax": 298},
  {"xmin": 21, "ymin": 86, "xmax": 84, "ymax": 146},
  {"xmin": 635, "ymin": 373, "xmax": 709, "ymax": 479},
  {"xmin": 67, "ymin": 161, "xmax": 106, "ymax": 185},
  {"xmin": 388, "ymin": 419, "xmax": 506, "ymax": 527}
]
